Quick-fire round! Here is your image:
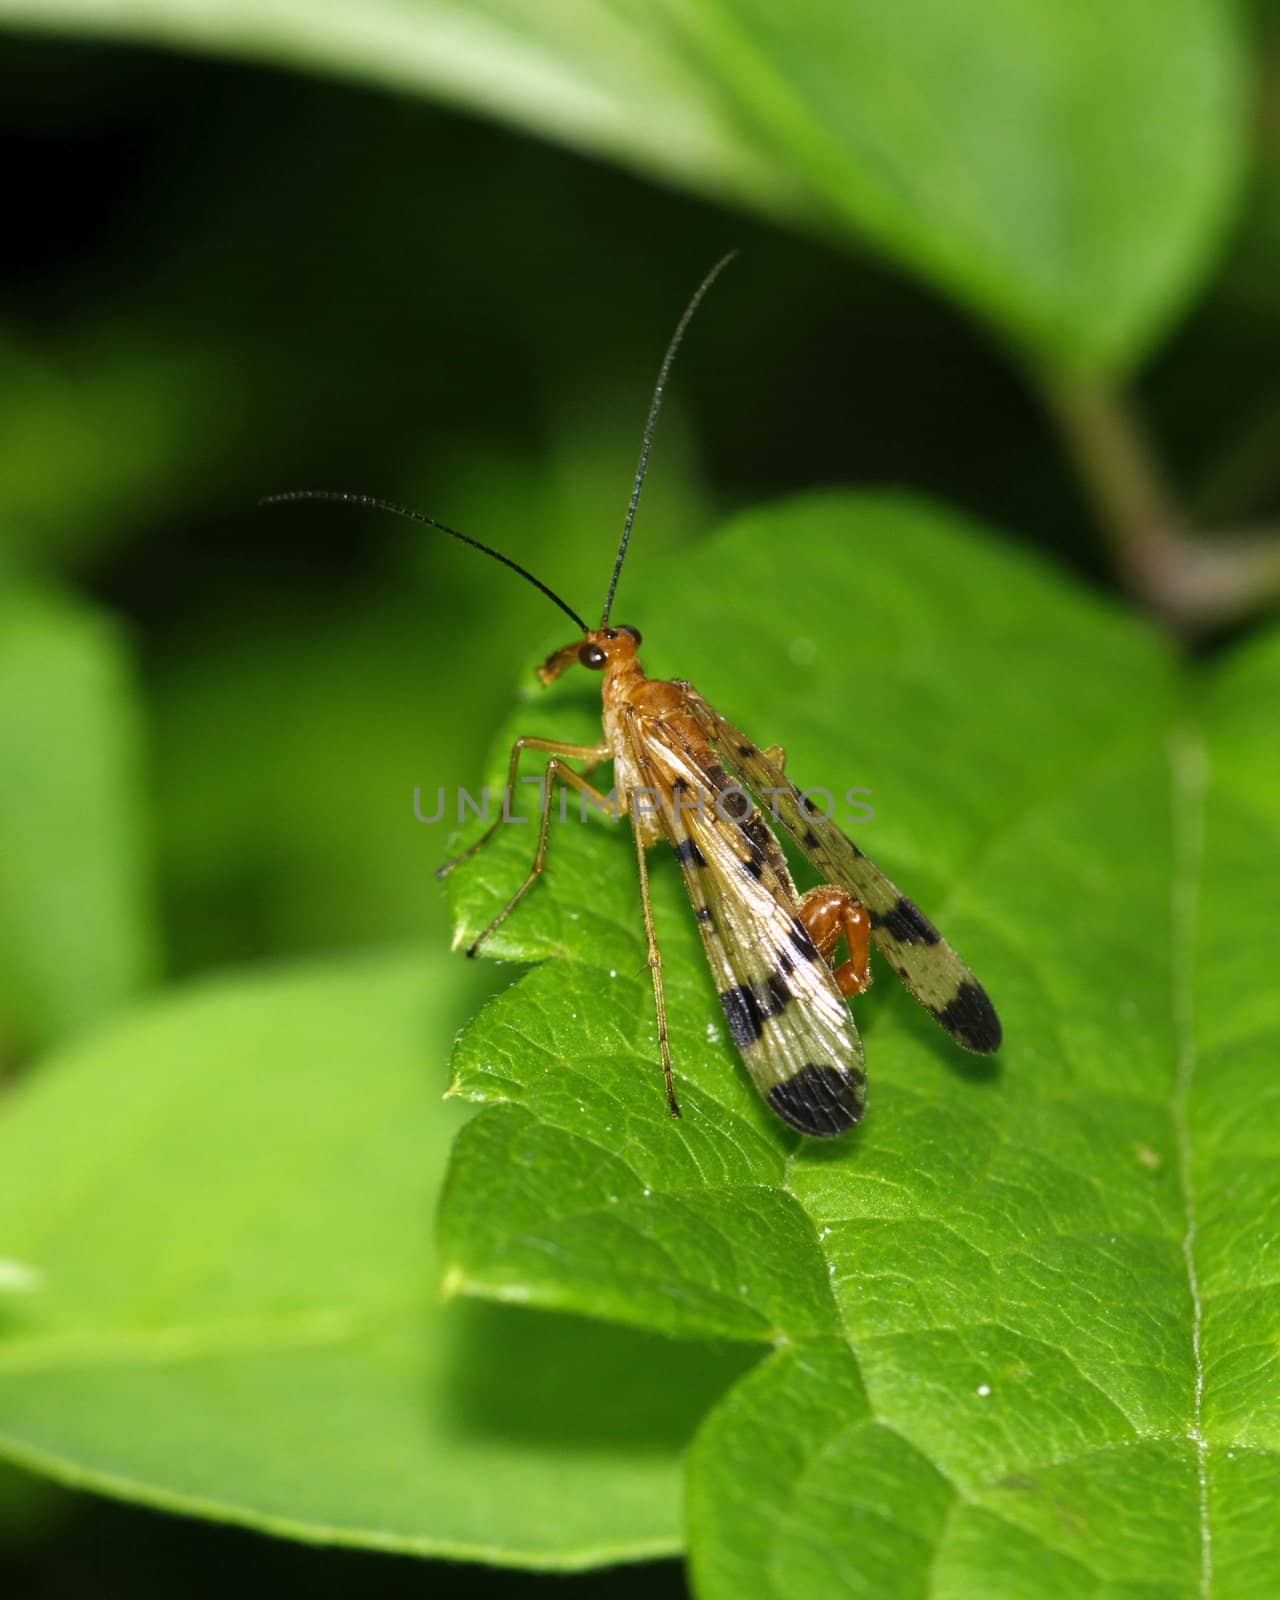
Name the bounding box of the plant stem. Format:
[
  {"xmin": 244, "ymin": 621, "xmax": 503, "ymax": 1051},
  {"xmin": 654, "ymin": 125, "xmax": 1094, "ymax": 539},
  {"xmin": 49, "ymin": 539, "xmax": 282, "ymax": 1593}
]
[{"xmin": 1045, "ymin": 379, "xmax": 1280, "ymax": 634}]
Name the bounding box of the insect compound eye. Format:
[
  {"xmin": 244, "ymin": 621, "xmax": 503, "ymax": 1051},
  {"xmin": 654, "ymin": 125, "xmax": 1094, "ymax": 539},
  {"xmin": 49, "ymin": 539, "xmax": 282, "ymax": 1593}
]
[
  {"xmin": 578, "ymin": 642, "xmax": 607, "ymax": 670},
  {"xmin": 619, "ymin": 624, "xmax": 642, "ymax": 646}
]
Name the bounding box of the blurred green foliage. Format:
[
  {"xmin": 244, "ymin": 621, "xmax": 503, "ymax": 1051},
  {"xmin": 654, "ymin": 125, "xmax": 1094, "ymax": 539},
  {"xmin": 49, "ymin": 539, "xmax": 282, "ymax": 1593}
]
[
  {"xmin": 0, "ymin": 3, "xmax": 1277, "ymax": 1596},
  {"xmin": 0, "ymin": 952, "xmax": 753, "ymax": 1568}
]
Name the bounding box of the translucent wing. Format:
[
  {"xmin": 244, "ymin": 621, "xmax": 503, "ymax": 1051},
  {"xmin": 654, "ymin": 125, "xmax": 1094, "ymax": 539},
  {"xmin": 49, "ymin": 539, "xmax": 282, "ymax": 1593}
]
[
  {"xmin": 685, "ymin": 693, "xmax": 1001, "ymax": 1054},
  {"xmin": 628, "ymin": 712, "xmax": 866, "ymax": 1136}
]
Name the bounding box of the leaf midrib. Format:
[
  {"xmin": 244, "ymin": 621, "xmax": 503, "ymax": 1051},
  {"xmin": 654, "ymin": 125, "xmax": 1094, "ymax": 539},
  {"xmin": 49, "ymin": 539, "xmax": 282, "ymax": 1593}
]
[{"xmin": 1168, "ymin": 717, "xmax": 1211, "ymax": 1598}]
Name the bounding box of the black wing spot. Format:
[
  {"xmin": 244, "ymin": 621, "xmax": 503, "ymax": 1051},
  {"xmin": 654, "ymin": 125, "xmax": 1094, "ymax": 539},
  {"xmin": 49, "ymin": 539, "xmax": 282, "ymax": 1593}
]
[
  {"xmin": 803, "ymin": 828, "xmax": 821, "ymax": 849},
  {"xmin": 788, "ymin": 917, "xmax": 820, "ymax": 964},
  {"xmin": 720, "ymin": 985, "xmax": 765, "ymax": 1047},
  {"xmin": 672, "ymin": 777, "xmax": 689, "ymax": 795},
  {"xmin": 719, "ymin": 980, "xmax": 789, "ymax": 1047},
  {"xmin": 695, "ymin": 905, "xmax": 714, "ymax": 925},
  {"xmin": 871, "ymin": 897, "xmax": 941, "ymax": 946},
  {"xmin": 737, "ymin": 743, "xmax": 757, "ymax": 759},
  {"xmin": 931, "ymin": 981, "xmax": 1002, "ymax": 1053},
  {"xmin": 735, "ymin": 817, "xmax": 770, "ymax": 881},
  {"xmin": 743, "ymin": 814, "xmax": 772, "ymax": 853},
  {"xmin": 768, "ymin": 1062, "xmax": 865, "ymax": 1137},
  {"xmin": 777, "ymin": 945, "xmax": 796, "ymax": 977},
  {"xmin": 798, "ymin": 789, "xmax": 818, "ymax": 815},
  {"xmin": 672, "ymin": 837, "xmax": 707, "ymax": 868}
]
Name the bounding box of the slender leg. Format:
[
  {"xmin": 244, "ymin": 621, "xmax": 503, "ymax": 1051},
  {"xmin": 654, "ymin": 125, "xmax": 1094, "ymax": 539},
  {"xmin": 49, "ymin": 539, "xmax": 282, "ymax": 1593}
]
[
  {"xmin": 764, "ymin": 743, "xmax": 786, "ymax": 770},
  {"xmin": 798, "ymin": 885, "xmax": 873, "ymax": 997},
  {"xmin": 630, "ymin": 811, "xmax": 680, "ymax": 1119},
  {"xmin": 437, "ymin": 737, "xmax": 610, "ymax": 878},
  {"xmin": 464, "ymin": 759, "xmax": 613, "ymax": 956},
  {"xmin": 617, "ymin": 710, "xmax": 680, "ymax": 1120}
]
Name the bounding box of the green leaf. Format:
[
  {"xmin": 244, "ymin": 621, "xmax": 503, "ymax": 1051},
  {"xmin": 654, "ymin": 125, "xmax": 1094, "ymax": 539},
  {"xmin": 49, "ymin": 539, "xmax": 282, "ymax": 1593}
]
[
  {"xmin": 0, "ymin": 0, "xmax": 796, "ymax": 219},
  {"xmin": 0, "ymin": 951, "xmax": 750, "ymax": 1566},
  {"xmin": 0, "ymin": 2, "xmax": 1248, "ymax": 373},
  {"xmin": 0, "ymin": 579, "xmax": 157, "ymax": 1059},
  {"xmin": 439, "ymin": 494, "xmax": 1280, "ymax": 1594},
  {"xmin": 671, "ymin": 0, "xmax": 1248, "ymax": 375}
]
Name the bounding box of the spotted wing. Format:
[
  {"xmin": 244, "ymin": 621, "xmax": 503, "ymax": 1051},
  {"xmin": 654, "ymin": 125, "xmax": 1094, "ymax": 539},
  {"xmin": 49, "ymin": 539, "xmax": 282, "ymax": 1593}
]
[
  {"xmin": 632, "ymin": 714, "xmax": 866, "ymax": 1137},
  {"xmin": 686, "ymin": 693, "xmax": 1001, "ymax": 1054}
]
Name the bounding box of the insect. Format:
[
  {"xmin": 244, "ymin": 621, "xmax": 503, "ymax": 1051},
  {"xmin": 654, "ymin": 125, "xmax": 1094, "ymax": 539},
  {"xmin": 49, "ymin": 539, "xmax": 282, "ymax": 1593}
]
[{"xmin": 264, "ymin": 256, "xmax": 1001, "ymax": 1136}]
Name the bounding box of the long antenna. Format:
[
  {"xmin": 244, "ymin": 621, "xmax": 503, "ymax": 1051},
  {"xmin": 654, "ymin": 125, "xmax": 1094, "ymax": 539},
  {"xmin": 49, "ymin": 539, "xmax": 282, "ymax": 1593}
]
[
  {"xmin": 259, "ymin": 489, "xmax": 589, "ymax": 632},
  {"xmin": 600, "ymin": 250, "xmax": 736, "ymax": 626}
]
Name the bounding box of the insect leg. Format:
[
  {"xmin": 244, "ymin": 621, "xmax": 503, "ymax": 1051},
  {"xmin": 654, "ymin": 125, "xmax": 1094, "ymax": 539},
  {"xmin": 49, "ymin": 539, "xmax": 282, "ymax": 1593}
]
[
  {"xmin": 629, "ymin": 809, "xmax": 680, "ymax": 1120},
  {"xmin": 437, "ymin": 737, "xmax": 610, "ymax": 878},
  {"xmin": 764, "ymin": 743, "xmax": 786, "ymax": 770},
  {"xmin": 617, "ymin": 707, "xmax": 681, "ymax": 1120},
  {"xmin": 798, "ymin": 886, "xmax": 873, "ymax": 998},
  {"xmin": 464, "ymin": 758, "xmax": 613, "ymax": 956}
]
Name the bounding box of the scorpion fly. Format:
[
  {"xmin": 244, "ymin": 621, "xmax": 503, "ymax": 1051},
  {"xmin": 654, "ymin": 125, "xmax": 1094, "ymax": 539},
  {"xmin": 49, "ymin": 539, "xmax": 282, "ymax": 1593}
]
[{"xmin": 263, "ymin": 255, "xmax": 1001, "ymax": 1136}]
